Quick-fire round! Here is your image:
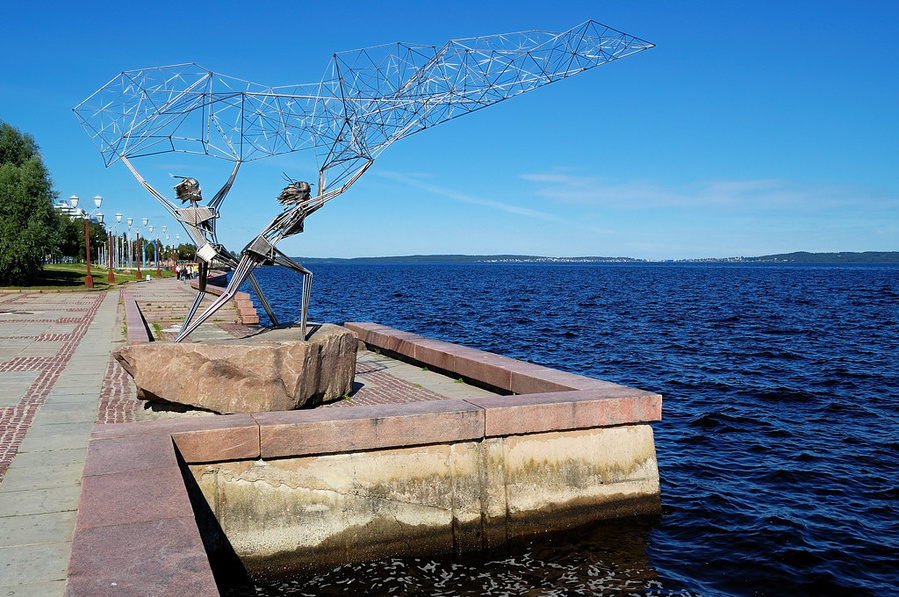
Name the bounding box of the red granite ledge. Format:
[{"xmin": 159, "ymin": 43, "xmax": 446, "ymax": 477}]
[
  {"xmin": 465, "ymin": 389, "xmax": 662, "ymax": 437},
  {"xmin": 86, "ymin": 416, "xmax": 260, "ymax": 470},
  {"xmin": 66, "ymin": 517, "xmax": 217, "ymax": 597},
  {"xmin": 193, "ymin": 279, "xmax": 259, "ymax": 325},
  {"xmin": 171, "ymin": 418, "xmax": 260, "ymax": 463},
  {"xmin": 82, "ymin": 432, "xmax": 179, "ymax": 476},
  {"xmin": 253, "ymin": 399, "xmax": 485, "ymax": 460},
  {"xmin": 410, "ymin": 337, "xmax": 456, "ymax": 371},
  {"xmin": 76, "ymin": 464, "xmax": 192, "ymax": 530},
  {"xmin": 509, "ymin": 364, "xmax": 623, "ymax": 393},
  {"xmin": 345, "ymin": 322, "xmax": 635, "ymax": 396},
  {"xmin": 123, "ymin": 297, "xmax": 152, "ymax": 344},
  {"xmin": 70, "ymin": 425, "xmax": 216, "ymax": 595},
  {"xmin": 90, "ymin": 414, "xmax": 258, "ymax": 440}
]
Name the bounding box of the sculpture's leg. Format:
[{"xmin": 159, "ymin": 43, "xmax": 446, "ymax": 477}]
[
  {"xmin": 267, "ymin": 251, "xmax": 313, "ymax": 340},
  {"xmin": 180, "ymin": 291, "xmax": 206, "ymax": 336},
  {"xmin": 178, "ymin": 261, "xmax": 209, "ymax": 337},
  {"xmin": 247, "ymin": 271, "xmax": 280, "ymax": 327},
  {"xmin": 174, "ymin": 255, "xmax": 259, "ymax": 342}
]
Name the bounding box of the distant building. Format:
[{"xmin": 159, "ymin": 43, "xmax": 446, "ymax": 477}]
[{"xmin": 54, "ymin": 201, "xmax": 101, "ymax": 222}]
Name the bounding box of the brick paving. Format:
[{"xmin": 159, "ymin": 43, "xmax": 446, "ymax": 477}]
[
  {"xmin": 0, "ymin": 292, "xmax": 105, "ymax": 480},
  {"xmin": 95, "ymin": 354, "xmax": 138, "ymax": 425},
  {"xmin": 325, "ymin": 357, "xmax": 447, "ymax": 407}
]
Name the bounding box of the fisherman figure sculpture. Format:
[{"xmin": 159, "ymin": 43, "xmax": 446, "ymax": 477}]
[
  {"xmin": 120, "ymin": 157, "xmax": 282, "ymax": 336},
  {"xmin": 75, "ymin": 20, "xmax": 653, "ymax": 341}
]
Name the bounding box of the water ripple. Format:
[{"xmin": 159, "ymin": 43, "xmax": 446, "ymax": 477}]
[{"xmin": 234, "ymin": 262, "xmax": 899, "ymax": 596}]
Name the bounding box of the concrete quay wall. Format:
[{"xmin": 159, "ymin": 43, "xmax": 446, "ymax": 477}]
[
  {"xmin": 192, "ymin": 322, "xmax": 663, "ymax": 575},
  {"xmin": 192, "ymin": 424, "xmax": 659, "ymax": 575},
  {"xmin": 67, "ymin": 322, "xmax": 662, "ymax": 594}
]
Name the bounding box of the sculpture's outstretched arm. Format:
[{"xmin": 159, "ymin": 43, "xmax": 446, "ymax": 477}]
[
  {"xmin": 260, "ymin": 157, "xmax": 375, "ymax": 245},
  {"xmin": 120, "ymin": 156, "xmax": 179, "ymax": 219},
  {"xmin": 210, "ymin": 161, "xmax": 241, "ymax": 210}
]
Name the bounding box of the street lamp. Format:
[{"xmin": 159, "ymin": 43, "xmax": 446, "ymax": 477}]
[
  {"xmin": 115, "ymin": 213, "xmax": 123, "ymax": 272},
  {"xmin": 98, "ymin": 212, "xmax": 115, "ymax": 284},
  {"xmin": 161, "ymin": 226, "xmax": 168, "ymax": 272},
  {"xmin": 136, "ymin": 217, "xmax": 148, "ymax": 280},
  {"xmin": 68, "ymin": 194, "xmax": 102, "ymax": 288},
  {"xmin": 126, "ymin": 217, "xmax": 133, "ymax": 271},
  {"xmin": 148, "ymin": 225, "xmax": 162, "ymax": 277}
]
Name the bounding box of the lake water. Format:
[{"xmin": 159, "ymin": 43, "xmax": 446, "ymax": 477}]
[{"xmin": 229, "ymin": 262, "xmax": 898, "ymax": 596}]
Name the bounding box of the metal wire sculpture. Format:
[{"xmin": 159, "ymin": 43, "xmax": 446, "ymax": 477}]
[{"xmin": 74, "ymin": 20, "xmax": 653, "ymax": 341}]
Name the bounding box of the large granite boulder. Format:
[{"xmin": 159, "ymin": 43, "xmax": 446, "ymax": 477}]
[{"xmin": 114, "ymin": 323, "xmax": 357, "ymax": 414}]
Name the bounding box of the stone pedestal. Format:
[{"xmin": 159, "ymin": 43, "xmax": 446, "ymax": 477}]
[{"xmin": 113, "ymin": 323, "xmax": 357, "ymax": 414}]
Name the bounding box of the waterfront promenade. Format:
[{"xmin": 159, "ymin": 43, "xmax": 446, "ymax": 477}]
[
  {"xmin": 0, "ymin": 278, "xmax": 497, "ymax": 595},
  {"xmin": 0, "ymin": 288, "xmax": 117, "ymax": 595}
]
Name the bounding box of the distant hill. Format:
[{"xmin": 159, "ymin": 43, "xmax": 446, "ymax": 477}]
[
  {"xmin": 293, "ymin": 254, "xmax": 641, "ymax": 264},
  {"xmin": 742, "ymin": 251, "xmax": 899, "ymax": 263},
  {"xmin": 289, "ymin": 251, "xmax": 899, "ymax": 264}
]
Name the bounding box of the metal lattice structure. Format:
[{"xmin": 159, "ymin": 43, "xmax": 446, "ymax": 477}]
[{"xmin": 74, "ymin": 20, "xmax": 653, "ymax": 341}]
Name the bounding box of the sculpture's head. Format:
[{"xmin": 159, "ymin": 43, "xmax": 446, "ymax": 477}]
[
  {"xmin": 277, "ymin": 179, "xmax": 312, "ymax": 208},
  {"xmin": 173, "ymin": 177, "xmax": 203, "ymax": 204}
]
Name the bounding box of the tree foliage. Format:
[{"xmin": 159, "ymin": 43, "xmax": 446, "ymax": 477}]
[
  {"xmin": 54, "ymin": 215, "xmax": 108, "ymax": 263},
  {"xmin": 0, "ymin": 121, "xmax": 59, "ymax": 285}
]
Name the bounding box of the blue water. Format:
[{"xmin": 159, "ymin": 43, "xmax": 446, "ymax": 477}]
[{"xmin": 235, "ymin": 262, "xmax": 899, "ymax": 596}]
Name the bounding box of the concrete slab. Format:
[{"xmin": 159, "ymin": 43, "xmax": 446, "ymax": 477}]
[
  {"xmin": 0, "ymin": 338, "xmax": 31, "ymax": 360},
  {"xmin": 16, "ymin": 341, "xmax": 65, "ymax": 358},
  {"xmin": 29, "ymin": 402, "xmax": 98, "ymax": 425},
  {"xmin": 15, "ymin": 424, "xmax": 93, "ymax": 454},
  {"xmin": 0, "ymin": 542, "xmax": 70, "ymax": 586},
  {"xmin": 0, "ymin": 486, "xmax": 82, "ymax": 516},
  {"xmin": 0, "ymin": 511, "xmax": 77, "ymax": 547},
  {"xmin": 0, "ymin": 448, "xmax": 87, "ymax": 469},
  {"xmin": 0, "ymin": 371, "xmax": 38, "ymax": 406},
  {"xmin": 0, "ymin": 461, "xmax": 85, "ymax": 492},
  {"xmin": 0, "ymin": 579, "xmax": 67, "ymax": 597},
  {"xmin": 43, "ymin": 390, "xmax": 102, "ymax": 402}
]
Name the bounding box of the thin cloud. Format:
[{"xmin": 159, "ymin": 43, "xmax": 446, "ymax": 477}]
[
  {"xmin": 521, "ymin": 173, "xmax": 899, "ymax": 212},
  {"xmin": 374, "ymin": 170, "xmax": 614, "ymax": 233}
]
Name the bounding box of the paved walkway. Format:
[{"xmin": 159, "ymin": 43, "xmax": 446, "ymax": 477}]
[
  {"xmin": 0, "ymin": 289, "xmax": 118, "ymax": 596},
  {"xmin": 0, "ymin": 278, "xmax": 497, "ymax": 595}
]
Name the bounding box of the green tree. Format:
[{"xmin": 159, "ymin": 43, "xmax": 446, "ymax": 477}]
[
  {"xmin": 0, "ymin": 121, "xmax": 59, "ymax": 284},
  {"xmin": 53, "ymin": 210, "xmax": 81, "ymax": 261},
  {"xmin": 175, "ymin": 243, "xmax": 195, "ymax": 261}
]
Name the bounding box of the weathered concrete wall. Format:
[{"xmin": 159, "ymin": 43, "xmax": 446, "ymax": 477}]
[{"xmin": 189, "ymin": 424, "xmax": 660, "ymax": 575}]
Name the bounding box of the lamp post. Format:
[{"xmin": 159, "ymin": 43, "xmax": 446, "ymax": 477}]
[
  {"xmin": 68, "ymin": 194, "xmax": 102, "ymax": 288},
  {"xmin": 126, "ymin": 217, "xmax": 133, "ymax": 271},
  {"xmin": 161, "ymin": 226, "xmax": 167, "ymax": 273},
  {"xmin": 114, "ymin": 213, "xmax": 123, "ymax": 272},
  {"xmin": 148, "ymin": 225, "xmax": 162, "ymax": 278},
  {"xmin": 96, "ymin": 213, "xmax": 106, "ymax": 278},
  {"xmin": 136, "ymin": 217, "xmax": 148, "ymax": 280},
  {"xmin": 134, "ymin": 218, "xmax": 143, "ymax": 280},
  {"xmin": 99, "ymin": 212, "xmax": 115, "ymax": 284}
]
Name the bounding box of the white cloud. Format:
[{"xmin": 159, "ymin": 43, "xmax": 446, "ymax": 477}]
[
  {"xmin": 373, "ymin": 170, "xmax": 614, "ymax": 233},
  {"xmin": 520, "ymin": 172, "xmax": 899, "ymax": 212}
]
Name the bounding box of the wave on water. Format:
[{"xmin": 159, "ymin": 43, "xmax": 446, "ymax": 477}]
[{"xmin": 231, "ymin": 262, "xmax": 899, "ymax": 596}]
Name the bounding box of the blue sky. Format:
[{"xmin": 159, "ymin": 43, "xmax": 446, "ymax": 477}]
[{"xmin": 2, "ymin": 0, "xmax": 897, "ymax": 260}]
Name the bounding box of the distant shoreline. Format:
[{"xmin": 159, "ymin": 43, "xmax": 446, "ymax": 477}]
[{"xmin": 292, "ymin": 251, "xmax": 899, "ymax": 264}]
